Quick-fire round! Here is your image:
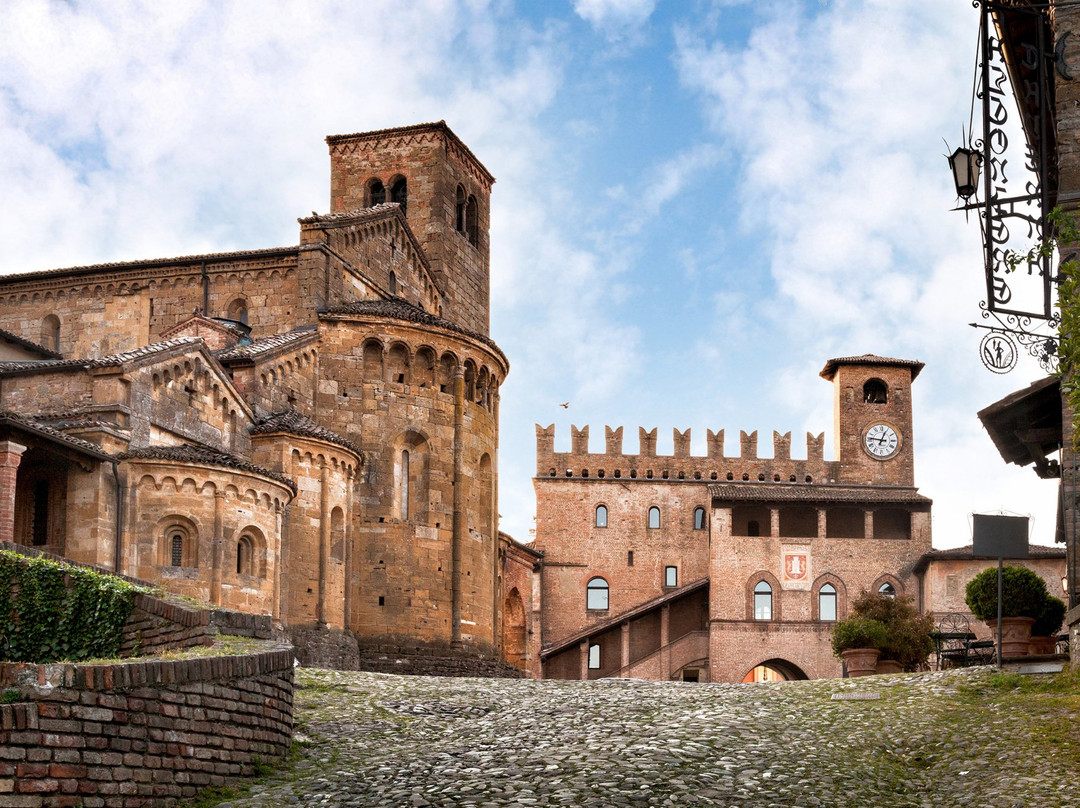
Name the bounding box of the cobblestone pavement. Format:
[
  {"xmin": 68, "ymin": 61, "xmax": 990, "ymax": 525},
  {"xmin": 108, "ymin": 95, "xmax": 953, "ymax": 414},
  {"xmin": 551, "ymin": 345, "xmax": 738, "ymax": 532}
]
[{"xmin": 209, "ymin": 667, "xmax": 1080, "ymax": 808}]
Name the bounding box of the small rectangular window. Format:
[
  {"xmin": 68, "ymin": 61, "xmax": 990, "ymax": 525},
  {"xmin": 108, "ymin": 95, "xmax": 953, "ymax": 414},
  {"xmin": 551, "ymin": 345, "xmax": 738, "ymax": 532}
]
[
  {"xmin": 588, "ymin": 643, "xmax": 601, "ymax": 670},
  {"xmin": 665, "ymin": 566, "xmax": 677, "ymax": 587},
  {"xmin": 627, "ymin": 550, "xmax": 634, "ymax": 566}
]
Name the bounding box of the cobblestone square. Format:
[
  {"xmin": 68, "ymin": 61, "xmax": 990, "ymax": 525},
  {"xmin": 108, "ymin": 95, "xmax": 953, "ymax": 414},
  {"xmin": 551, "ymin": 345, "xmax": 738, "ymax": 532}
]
[{"xmin": 207, "ymin": 667, "xmax": 1080, "ymax": 808}]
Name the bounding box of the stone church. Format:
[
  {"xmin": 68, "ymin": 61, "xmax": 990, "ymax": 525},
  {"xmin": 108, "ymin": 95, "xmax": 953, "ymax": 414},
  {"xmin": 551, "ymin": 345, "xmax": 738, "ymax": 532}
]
[
  {"xmin": 0, "ymin": 121, "xmax": 536, "ymax": 672},
  {"xmin": 533, "ymin": 356, "xmax": 938, "ymax": 682}
]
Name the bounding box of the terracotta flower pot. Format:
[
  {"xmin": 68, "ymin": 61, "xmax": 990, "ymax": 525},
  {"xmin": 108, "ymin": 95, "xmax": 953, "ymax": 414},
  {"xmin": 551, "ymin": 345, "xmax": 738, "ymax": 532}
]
[
  {"xmin": 986, "ymin": 616, "xmax": 1035, "ymax": 659},
  {"xmin": 1028, "ymin": 635, "xmax": 1057, "ymax": 656},
  {"xmin": 875, "ymin": 658, "xmax": 904, "ymax": 675},
  {"xmin": 841, "ymin": 647, "xmax": 881, "ymax": 677}
]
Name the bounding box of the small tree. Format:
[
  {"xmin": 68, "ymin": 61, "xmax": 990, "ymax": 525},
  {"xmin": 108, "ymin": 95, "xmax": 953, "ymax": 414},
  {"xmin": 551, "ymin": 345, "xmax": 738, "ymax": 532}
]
[
  {"xmin": 965, "ymin": 565, "xmax": 1049, "ymax": 621},
  {"xmin": 849, "ymin": 591, "xmax": 934, "ymax": 671},
  {"xmin": 1033, "ymin": 595, "xmax": 1067, "ymax": 638}
]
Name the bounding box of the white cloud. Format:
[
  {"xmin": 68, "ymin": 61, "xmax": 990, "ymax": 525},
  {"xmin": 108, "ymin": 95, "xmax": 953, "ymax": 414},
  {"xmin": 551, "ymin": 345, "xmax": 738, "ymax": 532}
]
[{"xmin": 572, "ymin": 0, "xmax": 656, "ymax": 38}]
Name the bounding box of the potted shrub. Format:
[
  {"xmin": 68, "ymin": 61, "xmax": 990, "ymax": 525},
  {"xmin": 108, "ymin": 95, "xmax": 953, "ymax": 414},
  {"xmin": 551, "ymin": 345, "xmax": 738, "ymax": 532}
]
[
  {"xmin": 1029, "ymin": 595, "xmax": 1067, "ymax": 655},
  {"xmin": 831, "ymin": 616, "xmax": 887, "ymax": 677},
  {"xmin": 965, "ymin": 566, "xmax": 1049, "ymax": 658},
  {"xmin": 849, "ymin": 591, "xmax": 934, "ymax": 673}
]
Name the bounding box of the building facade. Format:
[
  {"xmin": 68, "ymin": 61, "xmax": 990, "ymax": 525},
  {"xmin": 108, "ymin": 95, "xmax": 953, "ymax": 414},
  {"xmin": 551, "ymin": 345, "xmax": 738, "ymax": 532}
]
[
  {"xmin": 534, "ymin": 355, "xmax": 935, "ymax": 683},
  {"xmin": 0, "ymin": 122, "xmax": 534, "ymax": 672}
]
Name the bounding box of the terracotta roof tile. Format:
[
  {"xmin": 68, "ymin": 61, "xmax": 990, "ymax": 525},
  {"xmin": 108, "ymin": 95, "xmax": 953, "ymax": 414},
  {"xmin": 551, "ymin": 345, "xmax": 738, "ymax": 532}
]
[
  {"xmin": 0, "ymin": 329, "xmax": 62, "ymax": 359},
  {"xmin": 0, "ymin": 412, "xmax": 112, "ymax": 460},
  {"xmin": 0, "ymin": 337, "xmax": 204, "ymax": 376},
  {"xmin": 216, "ymin": 328, "xmax": 318, "ymax": 363},
  {"xmin": 252, "ymin": 410, "xmax": 361, "ymax": 457},
  {"xmin": 0, "ymin": 246, "xmax": 298, "ymax": 285},
  {"xmin": 819, "ymin": 354, "xmax": 925, "ymax": 381},
  {"xmin": 117, "ymin": 444, "xmax": 297, "ymax": 494},
  {"xmin": 708, "ymin": 482, "xmax": 932, "ymax": 505}
]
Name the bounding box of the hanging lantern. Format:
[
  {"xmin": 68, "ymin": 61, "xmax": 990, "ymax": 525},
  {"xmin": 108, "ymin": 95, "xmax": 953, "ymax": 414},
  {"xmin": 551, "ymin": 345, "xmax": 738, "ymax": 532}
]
[{"xmin": 948, "ymin": 146, "xmax": 982, "ymax": 199}]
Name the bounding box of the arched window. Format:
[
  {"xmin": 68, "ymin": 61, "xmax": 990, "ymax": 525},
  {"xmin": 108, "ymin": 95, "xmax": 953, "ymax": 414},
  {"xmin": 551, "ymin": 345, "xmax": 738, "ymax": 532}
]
[
  {"xmin": 754, "ymin": 581, "xmax": 772, "ymax": 620},
  {"xmin": 466, "ymin": 195, "xmax": 479, "ymax": 247},
  {"xmin": 237, "ymin": 535, "xmax": 253, "ymax": 576},
  {"xmin": 595, "ymin": 505, "xmax": 608, "ymax": 528},
  {"xmin": 369, "ymin": 178, "xmax": 386, "ymax": 206},
  {"xmin": 694, "ymin": 507, "xmax": 706, "ymax": 530},
  {"xmin": 863, "ymin": 379, "xmax": 888, "ymax": 404},
  {"xmin": 390, "ymin": 177, "xmax": 407, "ymax": 212},
  {"xmin": 819, "ymin": 583, "xmax": 837, "ymax": 621},
  {"xmin": 399, "ymin": 450, "xmax": 410, "ymax": 520},
  {"xmin": 647, "ymin": 507, "xmax": 660, "ymax": 529},
  {"xmin": 586, "ymin": 577, "xmax": 609, "ymax": 610},
  {"xmin": 42, "ymin": 314, "xmax": 60, "ymax": 352},
  {"xmin": 171, "ymin": 533, "xmax": 184, "ymax": 567},
  {"xmin": 455, "ymin": 185, "xmax": 467, "ymax": 233},
  {"xmin": 389, "ymin": 271, "xmax": 397, "ymax": 296},
  {"xmin": 879, "ymin": 582, "xmax": 896, "ymax": 598},
  {"xmin": 227, "ymin": 298, "xmax": 248, "ymax": 325}
]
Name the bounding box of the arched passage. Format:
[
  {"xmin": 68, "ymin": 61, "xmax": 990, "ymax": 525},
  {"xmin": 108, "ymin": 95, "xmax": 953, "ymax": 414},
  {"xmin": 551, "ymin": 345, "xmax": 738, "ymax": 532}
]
[
  {"xmin": 503, "ymin": 588, "xmax": 527, "ymax": 670},
  {"xmin": 742, "ymin": 658, "xmax": 809, "ymax": 683}
]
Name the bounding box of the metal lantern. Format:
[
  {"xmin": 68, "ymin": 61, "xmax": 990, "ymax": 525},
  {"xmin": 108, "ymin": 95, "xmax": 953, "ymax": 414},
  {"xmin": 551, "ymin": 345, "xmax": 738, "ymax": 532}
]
[{"xmin": 948, "ymin": 146, "xmax": 982, "ymax": 199}]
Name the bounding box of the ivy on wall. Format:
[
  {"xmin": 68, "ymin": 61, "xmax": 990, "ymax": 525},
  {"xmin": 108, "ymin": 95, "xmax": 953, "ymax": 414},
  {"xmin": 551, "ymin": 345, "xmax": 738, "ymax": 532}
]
[{"xmin": 0, "ymin": 550, "xmax": 146, "ymax": 663}]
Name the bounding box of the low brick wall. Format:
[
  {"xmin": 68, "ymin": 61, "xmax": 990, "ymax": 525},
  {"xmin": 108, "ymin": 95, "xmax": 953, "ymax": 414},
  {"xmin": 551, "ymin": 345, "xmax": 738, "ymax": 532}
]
[
  {"xmin": 355, "ymin": 647, "xmax": 525, "ymax": 679},
  {"xmin": 0, "ymin": 648, "xmax": 294, "ymax": 808}
]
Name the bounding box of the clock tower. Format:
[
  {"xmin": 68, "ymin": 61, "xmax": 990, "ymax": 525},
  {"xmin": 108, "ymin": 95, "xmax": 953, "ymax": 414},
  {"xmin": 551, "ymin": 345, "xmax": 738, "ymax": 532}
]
[{"xmin": 820, "ymin": 354, "xmax": 924, "ymax": 487}]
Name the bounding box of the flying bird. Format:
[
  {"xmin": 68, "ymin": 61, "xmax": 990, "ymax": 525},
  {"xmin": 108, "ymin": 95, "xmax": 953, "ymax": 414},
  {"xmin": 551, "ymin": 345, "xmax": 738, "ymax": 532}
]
[{"xmin": 559, "ymin": 402, "xmax": 570, "ymax": 409}]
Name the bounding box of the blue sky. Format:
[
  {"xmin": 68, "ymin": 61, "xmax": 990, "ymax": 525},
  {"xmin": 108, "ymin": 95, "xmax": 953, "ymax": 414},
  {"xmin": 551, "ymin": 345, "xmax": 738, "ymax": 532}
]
[{"xmin": 0, "ymin": 0, "xmax": 1059, "ymax": 548}]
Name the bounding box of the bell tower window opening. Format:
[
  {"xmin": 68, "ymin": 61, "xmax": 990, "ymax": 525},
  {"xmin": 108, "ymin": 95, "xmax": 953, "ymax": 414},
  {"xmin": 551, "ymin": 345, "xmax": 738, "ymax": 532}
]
[
  {"xmin": 390, "ymin": 177, "xmax": 407, "ymax": 212},
  {"xmin": 455, "ymin": 185, "xmax": 467, "ymax": 233},
  {"xmin": 369, "ymin": 178, "xmax": 386, "ymax": 206},
  {"xmin": 466, "ymin": 195, "xmax": 479, "ymax": 247},
  {"xmin": 863, "ymin": 379, "xmax": 888, "ymax": 404}
]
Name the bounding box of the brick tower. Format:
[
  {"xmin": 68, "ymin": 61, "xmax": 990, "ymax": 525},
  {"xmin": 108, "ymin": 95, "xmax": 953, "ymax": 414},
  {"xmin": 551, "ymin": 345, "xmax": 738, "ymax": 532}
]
[
  {"xmin": 821, "ymin": 354, "xmax": 924, "ymax": 486},
  {"xmin": 326, "ymin": 121, "xmax": 494, "ymax": 335}
]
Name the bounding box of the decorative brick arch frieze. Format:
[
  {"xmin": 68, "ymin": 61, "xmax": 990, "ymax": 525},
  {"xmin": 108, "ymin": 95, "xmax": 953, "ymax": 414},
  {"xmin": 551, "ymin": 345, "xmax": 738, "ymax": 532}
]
[
  {"xmin": 810, "ymin": 573, "xmax": 847, "ymax": 621},
  {"xmin": 745, "ymin": 570, "xmax": 782, "ymax": 621}
]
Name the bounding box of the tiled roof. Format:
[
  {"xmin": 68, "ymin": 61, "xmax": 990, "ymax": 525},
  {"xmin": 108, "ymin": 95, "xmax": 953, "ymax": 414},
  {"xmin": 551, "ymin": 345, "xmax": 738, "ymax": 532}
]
[
  {"xmin": 252, "ymin": 410, "xmax": 361, "ymax": 457},
  {"xmin": 0, "ymin": 337, "xmax": 203, "ymax": 376},
  {"xmin": 216, "ymin": 328, "xmax": 318, "ymax": 363},
  {"xmin": 708, "ymin": 482, "xmax": 932, "ymax": 505},
  {"xmin": 0, "ymin": 412, "xmax": 112, "ymax": 460},
  {"xmin": 921, "ymin": 543, "xmax": 1064, "ymax": 560},
  {"xmin": 819, "ymin": 354, "xmax": 924, "ymax": 381},
  {"xmin": 0, "ymin": 329, "xmax": 62, "ymax": 359},
  {"xmin": 323, "ymin": 297, "xmax": 507, "ymax": 363},
  {"xmin": 117, "ymin": 444, "xmax": 297, "ymax": 494},
  {"xmin": 297, "ymin": 204, "xmax": 402, "ymax": 226},
  {"xmin": 0, "ymin": 246, "xmax": 298, "ymax": 285}
]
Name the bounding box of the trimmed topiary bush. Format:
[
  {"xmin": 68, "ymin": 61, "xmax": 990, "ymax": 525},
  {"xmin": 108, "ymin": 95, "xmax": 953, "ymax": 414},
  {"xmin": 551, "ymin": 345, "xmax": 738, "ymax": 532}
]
[
  {"xmin": 965, "ymin": 565, "xmax": 1049, "ymax": 621},
  {"xmin": 0, "ymin": 550, "xmax": 147, "ymax": 663},
  {"xmin": 849, "ymin": 591, "xmax": 934, "ymax": 671},
  {"xmin": 830, "ymin": 617, "xmax": 887, "ymax": 658},
  {"xmin": 1033, "ymin": 595, "xmax": 1067, "ymax": 638}
]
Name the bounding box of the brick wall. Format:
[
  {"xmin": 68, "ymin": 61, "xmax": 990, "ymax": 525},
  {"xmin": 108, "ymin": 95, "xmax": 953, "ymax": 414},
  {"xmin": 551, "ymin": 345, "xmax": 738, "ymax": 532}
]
[{"xmin": 0, "ymin": 648, "xmax": 294, "ymax": 807}]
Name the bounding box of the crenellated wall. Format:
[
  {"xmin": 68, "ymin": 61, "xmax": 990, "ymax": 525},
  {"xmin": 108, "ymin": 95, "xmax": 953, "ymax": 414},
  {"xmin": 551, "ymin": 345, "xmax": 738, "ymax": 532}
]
[{"xmin": 536, "ymin": 424, "xmax": 837, "ymax": 483}]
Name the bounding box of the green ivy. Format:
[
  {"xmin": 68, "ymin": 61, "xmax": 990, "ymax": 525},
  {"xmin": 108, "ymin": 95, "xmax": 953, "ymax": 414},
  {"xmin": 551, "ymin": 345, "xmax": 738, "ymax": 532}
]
[{"xmin": 0, "ymin": 550, "xmax": 147, "ymax": 663}]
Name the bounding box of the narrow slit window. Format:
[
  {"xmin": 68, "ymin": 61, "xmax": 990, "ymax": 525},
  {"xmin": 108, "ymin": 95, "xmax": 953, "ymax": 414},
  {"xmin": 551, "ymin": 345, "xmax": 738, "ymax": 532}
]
[
  {"xmin": 595, "ymin": 505, "xmax": 607, "ymax": 528},
  {"xmin": 694, "ymin": 507, "xmax": 706, "ymax": 530},
  {"xmin": 588, "ymin": 643, "xmax": 601, "ymax": 670},
  {"xmin": 648, "ymin": 507, "xmax": 660, "ymax": 529}
]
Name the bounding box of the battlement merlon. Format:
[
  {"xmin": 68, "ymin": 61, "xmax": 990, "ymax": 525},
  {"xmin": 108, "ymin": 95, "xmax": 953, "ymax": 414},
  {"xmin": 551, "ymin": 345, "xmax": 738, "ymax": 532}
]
[{"xmin": 534, "ymin": 425, "xmax": 833, "ymax": 477}]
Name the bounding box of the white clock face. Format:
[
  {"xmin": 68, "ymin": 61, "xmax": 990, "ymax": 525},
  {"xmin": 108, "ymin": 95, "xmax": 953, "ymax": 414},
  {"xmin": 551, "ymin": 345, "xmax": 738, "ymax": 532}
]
[{"xmin": 864, "ymin": 423, "xmax": 899, "ymax": 459}]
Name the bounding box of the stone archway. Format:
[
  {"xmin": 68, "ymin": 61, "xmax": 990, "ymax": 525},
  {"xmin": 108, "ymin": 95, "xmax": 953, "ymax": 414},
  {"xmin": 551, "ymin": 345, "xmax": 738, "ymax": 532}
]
[
  {"xmin": 741, "ymin": 658, "xmax": 809, "ymax": 683},
  {"xmin": 502, "ymin": 588, "xmax": 527, "ymax": 669}
]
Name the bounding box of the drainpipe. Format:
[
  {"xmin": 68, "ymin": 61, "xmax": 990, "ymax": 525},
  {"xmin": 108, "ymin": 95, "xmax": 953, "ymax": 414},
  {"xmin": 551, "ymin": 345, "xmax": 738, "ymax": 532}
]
[{"xmin": 200, "ymin": 262, "xmax": 209, "ymax": 314}]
